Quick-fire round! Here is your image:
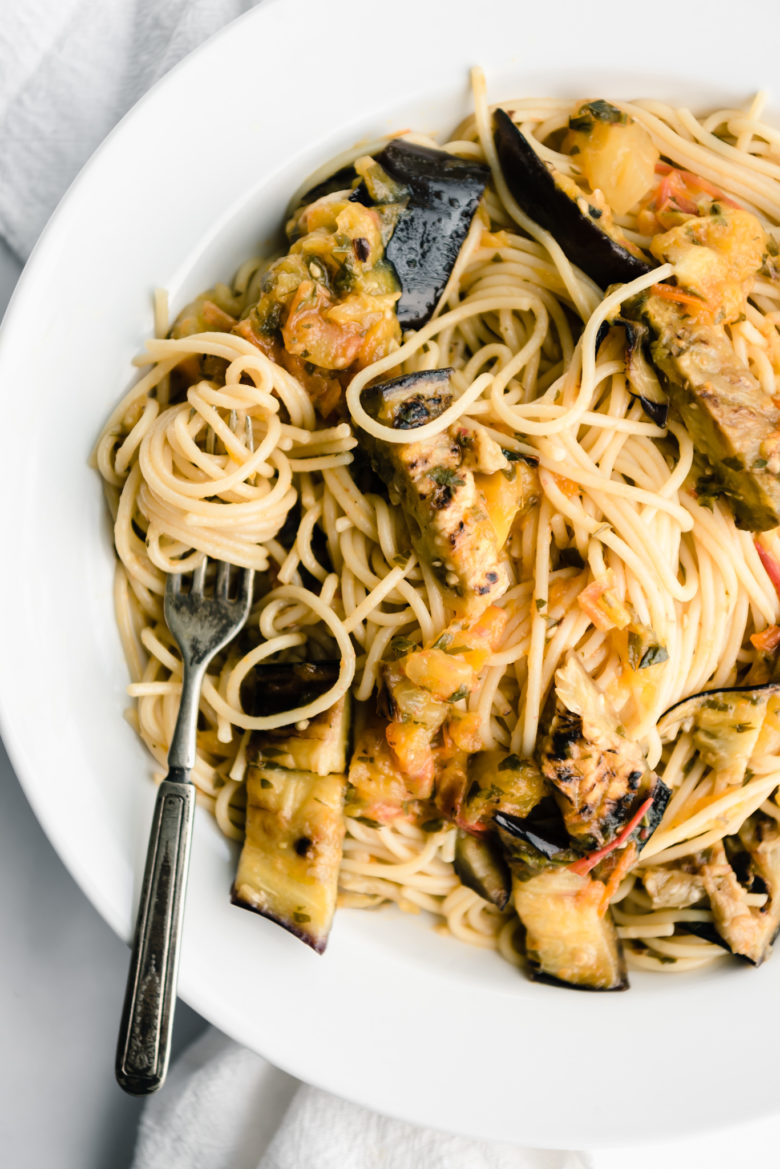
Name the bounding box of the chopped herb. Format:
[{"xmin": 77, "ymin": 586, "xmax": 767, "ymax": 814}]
[
  {"xmin": 498, "ymin": 753, "xmax": 524, "ymax": 771},
  {"xmin": 421, "ymin": 817, "xmax": 445, "ymax": 833},
  {"xmin": 354, "ymin": 816, "xmax": 381, "ymax": 828},
  {"xmin": 703, "ymin": 698, "xmax": 729, "ymax": 711},
  {"xmin": 444, "ymin": 644, "xmax": 471, "ymax": 655},
  {"xmin": 448, "ymin": 685, "xmax": 469, "ymax": 703},
  {"xmin": 433, "ymin": 631, "xmax": 453, "ymax": 650},
  {"xmin": 535, "ymin": 598, "xmax": 546, "ymax": 611},
  {"xmin": 588, "ymin": 206, "xmax": 603, "ymax": 220},
  {"xmin": 570, "ymin": 100, "xmax": 626, "ymax": 131},
  {"xmin": 721, "ymin": 456, "xmax": 743, "ymax": 472},
  {"xmin": 293, "ymin": 911, "xmax": 311, "ymax": 924},
  {"xmin": 429, "ymin": 466, "xmax": 465, "ymax": 488},
  {"xmin": 628, "ymin": 631, "xmax": 669, "ymax": 670},
  {"xmin": 259, "ymin": 777, "xmax": 273, "ymax": 789},
  {"xmin": 388, "ymin": 635, "xmax": 417, "ymax": 659},
  {"xmin": 754, "ymin": 458, "xmax": 768, "ymax": 470},
  {"xmin": 768, "ymin": 237, "xmax": 779, "ymax": 257},
  {"xmin": 734, "ymin": 722, "xmax": 755, "ymax": 733}
]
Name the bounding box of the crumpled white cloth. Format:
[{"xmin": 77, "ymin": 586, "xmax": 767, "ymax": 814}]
[
  {"xmin": 131, "ymin": 1028, "xmax": 587, "ymax": 1169},
  {"xmin": 0, "ymin": 0, "xmax": 257, "ymax": 260}
]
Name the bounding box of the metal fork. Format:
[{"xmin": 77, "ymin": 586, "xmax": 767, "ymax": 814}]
[{"xmin": 116, "ymin": 423, "xmax": 254, "ymax": 1095}]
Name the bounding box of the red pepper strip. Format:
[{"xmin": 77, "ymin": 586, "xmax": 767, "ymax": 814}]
[
  {"xmin": 569, "ymin": 796, "xmax": 654, "ymax": 877},
  {"xmin": 654, "ymin": 162, "xmax": 741, "ymax": 208},
  {"xmin": 755, "ymin": 539, "xmax": 780, "ymax": 600}
]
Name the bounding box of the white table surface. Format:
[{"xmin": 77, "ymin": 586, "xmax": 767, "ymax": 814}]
[{"xmin": 0, "ymin": 239, "xmax": 207, "ymax": 1169}]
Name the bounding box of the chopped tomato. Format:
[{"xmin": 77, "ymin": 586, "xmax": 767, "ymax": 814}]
[
  {"xmin": 385, "ymin": 723, "xmax": 435, "ymax": 797},
  {"xmin": 751, "ymin": 625, "xmax": 780, "ymax": 653},
  {"xmin": 577, "ymin": 569, "xmax": 632, "ymax": 632}
]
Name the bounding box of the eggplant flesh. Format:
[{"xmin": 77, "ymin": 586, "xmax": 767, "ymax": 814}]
[
  {"xmin": 231, "ymin": 763, "xmax": 346, "ymax": 953},
  {"xmin": 458, "ymin": 750, "xmax": 547, "ymax": 834},
  {"xmin": 253, "ymin": 693, "xmax": 350, "ymax": 777},
  {"xmin": 453, "ymin": 830, "xmax": 511, "ymax": 909},
  {"xmin": 700, "ymin": 815, "xmax": 780, "ymax": 964},
  {"xmin": 629, "ymin": 293, "xmax": 780, "ymax": 531},
  {"xmin": 359, "ymin": 370, "xmax": 509, "ymax": 613},
  {"xmin": 657, "ymin": 682, "xmax": 780, "ymax": 785},
  {"xmin": 540, "ymin": 654, "xmax": 665, "ymax": 850},
  {"xmin": 512, "ymin": 869, "xmax": 628, "ymax": 990},
  {"xmin": 493, "ymin": 108, "xmax": 651, "ymax": 289}
]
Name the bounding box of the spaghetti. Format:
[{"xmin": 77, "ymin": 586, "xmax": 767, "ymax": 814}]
[{"xmin": 96, "ymin": 71, "xmax": 780, "ymax": 982}]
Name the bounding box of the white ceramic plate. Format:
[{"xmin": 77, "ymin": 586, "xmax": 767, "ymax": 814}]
[{"xmin": 1, "ymin": 0, "xmax": 778, "ymax": 1147}]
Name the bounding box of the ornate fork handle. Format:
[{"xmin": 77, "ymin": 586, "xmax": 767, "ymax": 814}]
[
  {"xmin": 115, "ymin": 657, "xmax": 206, "ymax": 1094},
  {"xmin": 115, "ymin": 774, "xmax": 196, "ymax": 1093}
]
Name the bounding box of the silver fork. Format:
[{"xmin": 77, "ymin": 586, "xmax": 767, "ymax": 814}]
[{"xmin": 116, "ymin": 422, "xmax": 254, "ymax": 1095}]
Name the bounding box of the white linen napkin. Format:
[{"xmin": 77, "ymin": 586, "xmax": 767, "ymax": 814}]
[
  {"xmin": 131, "ymin": 1028, "xmax": 587, "ymax": 1169},
  {"xmin": 0, "ymin": 0, "xmax": 256, "ymax": 260}
]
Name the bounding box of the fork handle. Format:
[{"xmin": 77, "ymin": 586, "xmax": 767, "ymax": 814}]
[{"xmin": 115, "ymin": 773, "xmax": 196, "ymax": 1094}]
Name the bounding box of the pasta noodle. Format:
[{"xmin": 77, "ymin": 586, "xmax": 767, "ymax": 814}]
[{"xmin": 96, "ymin": 72, "xmax": 780, "ymax": 981}]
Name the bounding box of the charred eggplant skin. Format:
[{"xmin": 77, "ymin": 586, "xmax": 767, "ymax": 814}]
[
  {"xmin": 295, "ymin": 141, "xmax": 489, "ymax": 331},
  {"xmin": 453, "ymin": 830, "xmax": 512, "ymax": 909},
  {"xmin": 375, "ymin": 140, "xmax": 489, "ymax": 329},
  {"xmin": 493, "ymin": 109, "xmax": 651, "ymax": 289},
  {"xmin": 361, "ymin": 369, "xmax": 453, "ymax": 430},
  {"xmin": 239, "ymin": 662, "xmax": 340, "ymax": 719}
]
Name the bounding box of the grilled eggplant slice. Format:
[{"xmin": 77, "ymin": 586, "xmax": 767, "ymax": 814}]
[
  {"xmin": 700, "ymin": 813, "xmax": 780, "ymax": 964},
  {"xmin": 453, "ymin": 830, "xmax": 512, "ymax": 909},
  {"xmin": 495, "ymin": 796, "xmax": 578, "ymax": 875},
  {"xmin": 540, "ymin": 654, "xmax": 669, "ymax": 850},
  {"xmin": 254, "ymin": 695, "xmax": 350, "ymax": 777},
  {"xmin": 657, "ymin": 682, "xmax": 780, "ymax": 785},
  {"xmin": 605, "ymin": 317, "xmax": 668, "ymax": 427},
  {"xmin": 294, "ymin": 140, "xmax": 489, "ymax": 331},
  {"xmin": 628, "ymin": 292, "xmax": 780, "ymax": 530},
  {"xmin": 493, "ymin": 108, "xmax": 651, "ymax": 289},
  {"xmin": 360, "ymin": 370, "xmax": 510, "ymax": 614},
  {"xmin": 232, "ymin": 762, "xmax": 346, "ymax": 953},
  {"xmin": 641, "ymin": 864, "xmax": 706, "ymax": 909},
  {"xmin": 512, "ymin": 869, "xmax": 628, "ymax": 990},
  {"xmin": 345, "ymin": 709, "xmax": 413, "ymax": 823},
  {"xmin": 375, "ymin": 139, "xmax": 489, "ymax": 329},
  {"xmin": 457, "ymin": 750, "xmax": 547, "ymax": 834},
  {"xmin": 240, "ymin": 662, "xmax": 340, "ymax": 718},
  {"xmin": 361, "ymin": 369, "xmax": 453, "ymax": 430}
]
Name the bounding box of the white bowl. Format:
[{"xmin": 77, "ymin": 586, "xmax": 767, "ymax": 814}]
[{"xmin": 0, "ymin": 0, "xmax": 776, "ymax": 1146}]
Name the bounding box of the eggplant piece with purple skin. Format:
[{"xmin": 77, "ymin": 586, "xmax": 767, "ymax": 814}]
[
  {"xmin": 495, "ymin": 799, "xmax": 629, "ymax": 991},
  {"xmin": 597, "ymin": 317, "xmax": 669, "ymax": 428},
  {"xmin": 375, "ymin": 140, "xmax": 489, "ymax": 329},
  {"xmin": 493, "ymin": 108, "xmax": 652, "ymax": 289},
  {"xmin": 232, "ymin": 762, "xmax": 346, "ymax": 954},
  {"xmin": 294, "ymin": 140, "xmax": 490, "ymax": 330},
  {"xmin": 359, "ymin": 369, "xmax": 510, "ymax": 614},
  {"xmin": 699, "ymin": 813, "xmax": 780, "ymax": 964},
  {"xmin": 540, "ymin": 654, "xmax": 670, "ymax": 851},
  {"xmin": 453, "ymin": 830, "xmax": 512, "ymax": 909},
  {"xmin": 511, "ymin": 867, "xmax": 629, "ymax": 991}
]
